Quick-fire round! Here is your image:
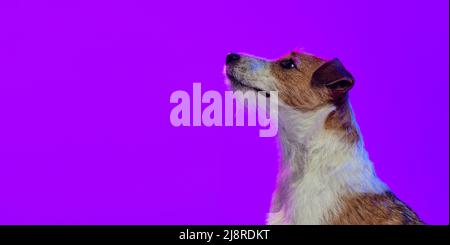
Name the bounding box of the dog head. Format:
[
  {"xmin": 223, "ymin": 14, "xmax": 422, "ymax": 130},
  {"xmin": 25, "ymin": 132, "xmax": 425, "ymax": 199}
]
[{"xmin": 225, "ymin": 51, "xmax": 354, "ymax": 111}]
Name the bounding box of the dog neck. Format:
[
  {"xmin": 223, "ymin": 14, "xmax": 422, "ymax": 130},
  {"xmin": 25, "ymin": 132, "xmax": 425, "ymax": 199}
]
[
  {"xmin": 269, "ymin": 100, "xmax": 387, "ymax": 224},
  {"xmin": 278, "ymin": 101, "xmax": 362, "ymax": 177}
]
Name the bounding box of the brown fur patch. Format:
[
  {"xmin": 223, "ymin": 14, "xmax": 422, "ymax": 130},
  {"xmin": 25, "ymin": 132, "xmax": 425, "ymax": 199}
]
[
  {"xmin": 329, "ymin": 191, "xmax": 423, "ymax": 225},
  {"xmin": 324, "ymin": 100, "xmax": 360, "ymax": 144},
  {"xmin": 271, "ymin": 53, "xmax": 330, "ymax": 110},
  {"xmin": 271, "ymin": 52, "xmax": 360, "ymax": 144}
]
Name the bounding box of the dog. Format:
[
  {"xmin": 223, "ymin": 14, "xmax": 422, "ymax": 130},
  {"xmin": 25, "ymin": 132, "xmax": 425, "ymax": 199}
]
[{"xmin": 225, "ymin": 51, "xmax": 423, "ymax": 225}]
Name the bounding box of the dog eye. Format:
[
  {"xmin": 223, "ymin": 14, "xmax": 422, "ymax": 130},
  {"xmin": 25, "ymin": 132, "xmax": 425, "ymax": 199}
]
[{"xmin": 280, "ymin": 59, "xmax": 297, "ymax": 69}]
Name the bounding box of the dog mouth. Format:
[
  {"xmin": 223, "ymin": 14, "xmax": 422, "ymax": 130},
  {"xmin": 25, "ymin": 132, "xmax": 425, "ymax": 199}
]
[{"xmin": 226, "ymin": 72, "xmax": 270, "ymax": 97}]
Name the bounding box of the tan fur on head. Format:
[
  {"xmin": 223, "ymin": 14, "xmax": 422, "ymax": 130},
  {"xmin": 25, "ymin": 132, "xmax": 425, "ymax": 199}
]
[
  {"xmin": 271, "ymin": 52, "xmax": 330, "ymax": 111},
  {"xmin": 269, "ymin": 52, "xmax": 359, "ymax": 144},
  {"xmin": 225, "ymin": 51, "xmax": 355, "ymax": 113}
]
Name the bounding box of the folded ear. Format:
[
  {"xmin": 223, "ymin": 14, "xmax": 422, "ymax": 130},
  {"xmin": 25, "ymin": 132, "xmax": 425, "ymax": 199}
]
[{"xmin": 311, "ymin": 58, "xmax": 355, "ymax": 98}]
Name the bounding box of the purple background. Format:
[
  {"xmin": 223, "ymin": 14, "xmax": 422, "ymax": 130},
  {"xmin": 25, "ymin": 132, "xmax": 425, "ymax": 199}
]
[{"xmin": 0, "ymin": 1, "xmax": 448, "ymax": 224}]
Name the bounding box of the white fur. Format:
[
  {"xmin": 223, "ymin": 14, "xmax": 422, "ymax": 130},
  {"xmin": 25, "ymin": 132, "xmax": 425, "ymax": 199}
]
[{"xmin": 267, "ymin": 103, "xmax": 388, "ymax": 225}]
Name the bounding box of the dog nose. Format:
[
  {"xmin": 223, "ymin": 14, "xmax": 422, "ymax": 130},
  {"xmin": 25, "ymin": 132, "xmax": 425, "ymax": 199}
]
[{"xmin": 226, "ymin": 53, "xmax": 240, "ymax": 65}]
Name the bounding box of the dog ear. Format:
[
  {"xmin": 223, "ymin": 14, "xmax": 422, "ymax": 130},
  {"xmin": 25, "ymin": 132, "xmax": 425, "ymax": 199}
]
[{"xmin": 311, "ymin": 58, "xmax": 354, "ymax": 99}]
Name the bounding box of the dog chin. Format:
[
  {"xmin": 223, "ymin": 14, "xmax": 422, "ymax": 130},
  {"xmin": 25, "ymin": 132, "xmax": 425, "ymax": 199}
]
[
  {"xmin": 227, "ymin": 77, "xmax": 246, "ymax": 91},
  {"xmin": 226, "ymin": 74, "xmax": 259, "ymax": 91}
]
